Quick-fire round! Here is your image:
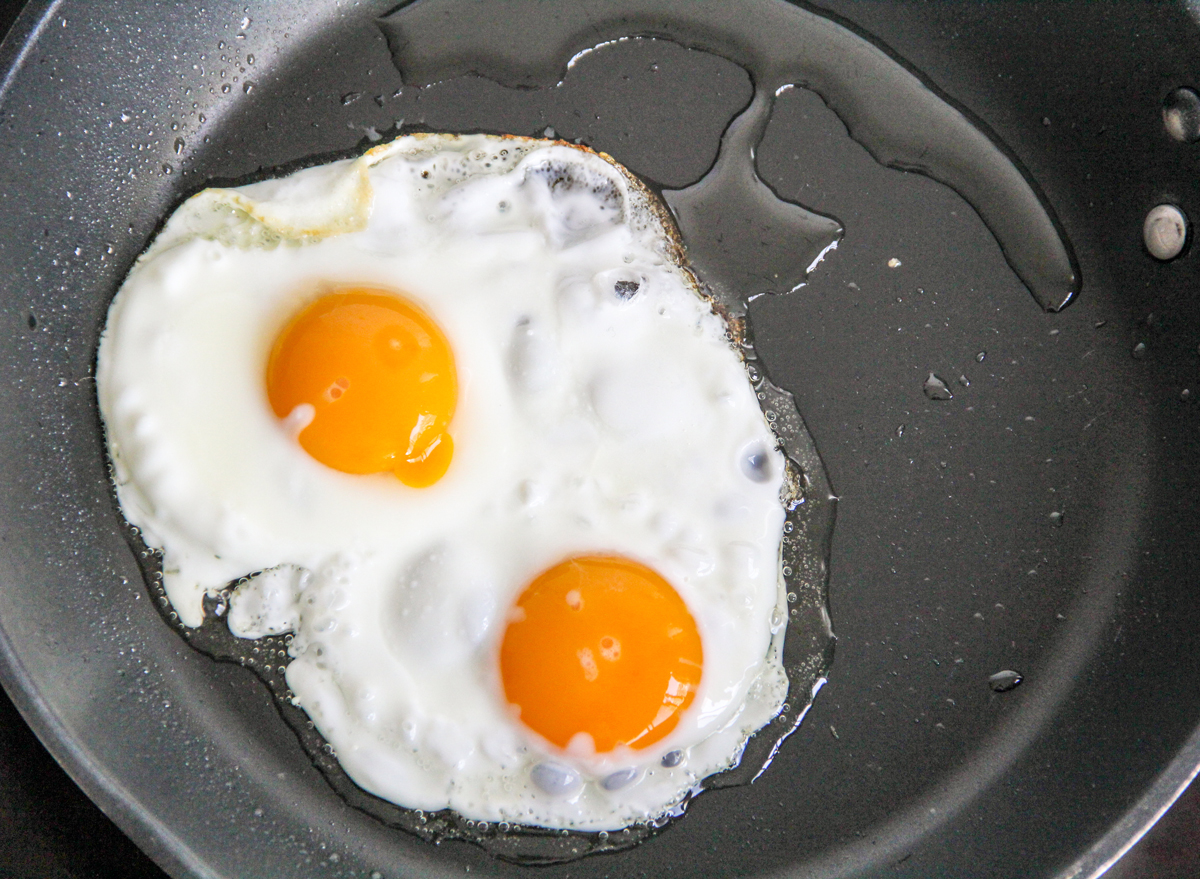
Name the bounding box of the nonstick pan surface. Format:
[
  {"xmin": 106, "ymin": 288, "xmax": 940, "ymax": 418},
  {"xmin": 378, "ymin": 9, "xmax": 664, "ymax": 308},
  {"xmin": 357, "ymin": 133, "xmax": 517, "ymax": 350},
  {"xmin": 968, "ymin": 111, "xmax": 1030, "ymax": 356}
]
[{"xmin": 2, "ymin": 2, "xmax": 1200, "ymax": 878}]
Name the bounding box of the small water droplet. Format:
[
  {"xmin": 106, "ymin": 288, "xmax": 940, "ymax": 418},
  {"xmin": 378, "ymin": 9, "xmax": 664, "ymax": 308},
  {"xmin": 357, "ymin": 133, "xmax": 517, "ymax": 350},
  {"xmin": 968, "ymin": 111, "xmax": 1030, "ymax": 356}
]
[
  {"xmin": 1163, "ymin": 87, "xmax": 1200, "ymax": 143},
  {"xmin": 887, "ymin": 257, "xmax": 902, "ymax": 268},
  {"xmin": 661, "ymin": 749, "xmax": 683, "ymax": 768},
  {"xmin": 1132, "ymin": 341, "xmax": 1147, "ymax": 360},
  {"xmin": 1042, "ymin": 116, "xmax": 1052, "ymax": 127},
  {"xmin": 543, "ymin": 125, "xmax": 557, "ymax": 139},
  {"xmin": 896, "ymin": 424, "xmax": 906, "ymax": 438},
  {"xmin": 1094, "ymin": 320, "xmax": 1107, "ymax": 329},
  {"xmin": 246, "ymin": 54, "xmax": 255, "ymax": 65},
  {"xmin": 923, "ymin": 372, "xmax": 953, "ymax": 400},
  {"xmin": 243, "ymin": 81, "xmax": 255, "ymax": 94},
  {"xmin": 341, "ymin": 91, "xmax": 362, "ymax": 105},
  {"xmin": 239, "ymin": 15, "xmax": 251, "ymax": 29},
  {"xmin": 374, "ymin": 94, "xmax": 386, "ymax": 107},
  {"xmin": 119, "ymin": 111, "xmax": 132, "ymax": 123},
  {"xmin": 173, "ymin": 137, "xmax": 185, "ymax": 154},
  {"xmin": 221, "ymin": 83, "xmax": 231, "ymax": 94},
  {"xmin": 1049, "ymin": 510, "xmax": 1064, "ymax": 527},
  {"xmin": 162, "ymin": 164, "xmax": 173, "ymax": 175},
  {"xmin": 989, "ymin": 670, "xmax": 1023, "ymax": 693},
  {"xmin": 1182, "ymin": 388, "xmax": 1192, "ymax": 402},
  {"xmin": 975, "ymin": 351, "xmax": 986, "ymax": 362},
  {"xmin": 957, "ymin": 374, "xmax": 970, "ymax": 387}
]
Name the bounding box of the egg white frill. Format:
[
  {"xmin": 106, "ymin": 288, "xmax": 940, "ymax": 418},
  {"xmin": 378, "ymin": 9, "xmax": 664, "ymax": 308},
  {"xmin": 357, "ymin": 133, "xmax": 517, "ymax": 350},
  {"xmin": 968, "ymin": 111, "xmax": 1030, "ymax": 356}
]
[{"xmin": 96, "ymin": 133, "xmax": 791, "ymax": 831}]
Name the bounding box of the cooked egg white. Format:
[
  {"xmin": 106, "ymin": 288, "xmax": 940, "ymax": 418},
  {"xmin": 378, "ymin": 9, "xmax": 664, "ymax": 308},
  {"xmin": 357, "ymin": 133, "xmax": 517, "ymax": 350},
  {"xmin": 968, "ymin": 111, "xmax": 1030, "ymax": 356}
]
[{"xmin": 97, "ymin": 133, "xmax": 791, "ymax": 830}]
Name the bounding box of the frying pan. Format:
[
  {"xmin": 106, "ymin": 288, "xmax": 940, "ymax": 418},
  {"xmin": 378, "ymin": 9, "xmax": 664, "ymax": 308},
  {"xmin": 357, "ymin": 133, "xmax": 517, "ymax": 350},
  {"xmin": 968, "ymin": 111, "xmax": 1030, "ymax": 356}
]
[{"xmin": 2, "ymin": 1, "xmax": 1199, "ymax": 877}]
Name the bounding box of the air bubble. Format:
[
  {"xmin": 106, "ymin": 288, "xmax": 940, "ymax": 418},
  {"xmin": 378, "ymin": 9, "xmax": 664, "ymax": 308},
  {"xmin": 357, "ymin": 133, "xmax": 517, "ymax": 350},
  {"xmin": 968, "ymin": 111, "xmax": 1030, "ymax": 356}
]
[
  {"xmin": 660, "ymin": 750, "xmax": 683, "ymax": 768},
  {"xmin": 530, "ymin": 762, "xmax": 580, "ymax": 796},
  {"xmin": 601, "ymin": 768, "xmax": 638, "ymax": 791},
  {"xmin": 613, "ymin": 279, "xmax": 640, "ymax": 299},
  {"xmin": 739, "ymin": 442, "xmax": 773, "ymax": 482}
]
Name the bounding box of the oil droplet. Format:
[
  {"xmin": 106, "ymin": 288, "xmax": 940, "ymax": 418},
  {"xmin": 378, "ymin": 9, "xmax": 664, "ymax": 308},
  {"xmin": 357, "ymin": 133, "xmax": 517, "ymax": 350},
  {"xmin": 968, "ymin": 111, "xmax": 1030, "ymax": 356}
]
[
  {"xmin": 1163, "ymin": 87, "xmax": 1200, "ymax": 143},
  {"xmin": 1143, "ymin": 204, "xmax": 1188, "ymax": 261},
  {"xmin": 988, "ymin": 670, "xmax": 1023, "ymax": 693},
  {"xmin": 923, "ymin": 373, "xmax": 953, "ymax": 400}
]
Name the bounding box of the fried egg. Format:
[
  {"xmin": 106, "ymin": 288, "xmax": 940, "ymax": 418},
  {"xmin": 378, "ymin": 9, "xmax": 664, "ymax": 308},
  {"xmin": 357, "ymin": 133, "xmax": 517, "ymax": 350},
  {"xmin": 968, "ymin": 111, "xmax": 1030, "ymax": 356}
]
[{"xmin": 97, "ymin": 133, "xmax": 791, "ymax": 830}]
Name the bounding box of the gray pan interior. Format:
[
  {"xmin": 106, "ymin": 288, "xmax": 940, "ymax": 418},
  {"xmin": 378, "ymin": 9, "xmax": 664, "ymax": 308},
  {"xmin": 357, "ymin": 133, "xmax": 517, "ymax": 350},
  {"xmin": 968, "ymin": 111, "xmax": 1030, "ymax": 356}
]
[{"xmin": 1, "ymin": 1, "xmax": 1199, "ymax": 877}]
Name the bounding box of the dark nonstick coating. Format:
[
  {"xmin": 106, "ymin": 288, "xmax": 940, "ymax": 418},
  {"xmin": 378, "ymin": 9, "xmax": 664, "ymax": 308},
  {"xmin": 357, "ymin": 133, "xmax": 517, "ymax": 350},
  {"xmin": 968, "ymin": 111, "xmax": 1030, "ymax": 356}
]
[{"xmin": 1, "ymin": 2, "xmax": 1199, "ymax": 878}]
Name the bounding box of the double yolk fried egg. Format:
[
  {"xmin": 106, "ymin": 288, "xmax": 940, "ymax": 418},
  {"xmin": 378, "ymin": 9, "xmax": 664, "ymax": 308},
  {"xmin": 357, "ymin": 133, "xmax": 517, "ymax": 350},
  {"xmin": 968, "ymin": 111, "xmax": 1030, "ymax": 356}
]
[{"xmin": 97, "ymin": 133, "xmax": 791, "ymax": 830}]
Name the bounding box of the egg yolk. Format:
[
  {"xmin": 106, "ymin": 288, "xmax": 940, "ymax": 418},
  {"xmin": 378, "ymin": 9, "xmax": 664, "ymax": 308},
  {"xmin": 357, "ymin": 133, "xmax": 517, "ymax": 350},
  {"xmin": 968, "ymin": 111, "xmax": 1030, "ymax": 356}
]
[
  {"xmin": 266, "ymin": 288, "xmax": 456, "ymax": 487},
  {"xmin": 500, "ymin": 555, "xmax": 703, "ymax": 753}
]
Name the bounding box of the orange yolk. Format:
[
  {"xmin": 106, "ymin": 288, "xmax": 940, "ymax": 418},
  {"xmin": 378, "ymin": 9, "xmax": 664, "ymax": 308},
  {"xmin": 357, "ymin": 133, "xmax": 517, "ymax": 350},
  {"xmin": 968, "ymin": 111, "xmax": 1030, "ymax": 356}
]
[
  {"xmin": 499, "ymin": 555, "xmax": 703, "ymax": 753},
  {"xmin": 266, "ymin": 288, "xmax": 456, "ymax": 487}
]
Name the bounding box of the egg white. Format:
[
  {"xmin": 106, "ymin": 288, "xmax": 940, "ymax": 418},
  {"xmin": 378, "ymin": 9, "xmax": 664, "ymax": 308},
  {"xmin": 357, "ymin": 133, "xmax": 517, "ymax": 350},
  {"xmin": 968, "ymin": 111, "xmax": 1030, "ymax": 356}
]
[{"xmin": 97, "ymin": 133, "xmax": 791, "ymax": 830}]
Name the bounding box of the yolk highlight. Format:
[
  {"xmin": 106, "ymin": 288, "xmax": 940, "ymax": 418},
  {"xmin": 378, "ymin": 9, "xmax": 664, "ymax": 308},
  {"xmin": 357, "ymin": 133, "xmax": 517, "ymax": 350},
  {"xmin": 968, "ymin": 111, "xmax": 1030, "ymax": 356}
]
[
  {"xmin": 500, "ymin": 555, "xmax": 703, "ymax": 753},
  {"xmin": 266, "ymin": 288, "xmax": 456, "ymax": 487}
]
